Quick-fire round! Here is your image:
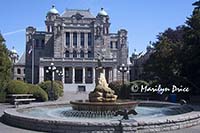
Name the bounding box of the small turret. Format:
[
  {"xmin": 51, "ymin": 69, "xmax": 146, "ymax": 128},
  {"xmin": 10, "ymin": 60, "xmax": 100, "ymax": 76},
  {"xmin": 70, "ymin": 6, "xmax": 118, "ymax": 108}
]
[{"xmin": 46, "ymin": 5, "xmax": 60, "ymax": 32}]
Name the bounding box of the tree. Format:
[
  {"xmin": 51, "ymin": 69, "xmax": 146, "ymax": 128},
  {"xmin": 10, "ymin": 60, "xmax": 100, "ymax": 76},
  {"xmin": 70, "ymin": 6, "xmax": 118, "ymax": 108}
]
[
  {"xmin": 143, "ymin": 27, "xmax": 185, "ymax": 88},
  {"xmin": 181, "ymin": 0, "xmax": 200, "ymax": 94},
  {"xmin": 143, "ymin": 1, "xmax": 200, "ymax": 95},
  {"xmin": 0, "ymin": 33, "xmax": 11, "ymax": 92}
]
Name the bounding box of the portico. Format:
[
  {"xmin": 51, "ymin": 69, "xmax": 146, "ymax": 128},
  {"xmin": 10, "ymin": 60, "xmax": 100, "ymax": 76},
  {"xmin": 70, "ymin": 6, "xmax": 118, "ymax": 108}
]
[{"xmin": 39, "ymin": 58, "xmax": 118, "ymax": 92}]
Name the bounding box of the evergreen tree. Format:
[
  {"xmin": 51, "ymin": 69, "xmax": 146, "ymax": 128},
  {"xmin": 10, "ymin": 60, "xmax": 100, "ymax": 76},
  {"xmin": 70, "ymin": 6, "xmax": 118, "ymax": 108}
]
[
  {"xmin": 142, "ymin": 1, "xmax": 200, "ymax": 95},
  {"xmin": 181, "ymin": 0, "xmax": 200, "ymax": 94},
  {"xmin": 0, "ymin": 33, "xmax": 11, "ymax": 92},
  {"xmin": 143, "ymin": 27, "xmax": 185, "ymax": 87}
]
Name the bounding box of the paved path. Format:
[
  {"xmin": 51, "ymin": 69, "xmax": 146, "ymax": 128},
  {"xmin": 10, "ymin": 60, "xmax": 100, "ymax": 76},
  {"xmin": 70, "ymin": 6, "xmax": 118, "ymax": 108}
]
[{"xmin": 1, "ymin": 92, "xmax": 200, "ymax": 133}]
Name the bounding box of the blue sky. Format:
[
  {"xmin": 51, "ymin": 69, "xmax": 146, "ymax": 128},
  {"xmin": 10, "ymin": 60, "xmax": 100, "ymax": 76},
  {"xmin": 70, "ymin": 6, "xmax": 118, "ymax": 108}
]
[{"xmin": 0, "ymin": 0, "xmax": 195, "ymax": 57}]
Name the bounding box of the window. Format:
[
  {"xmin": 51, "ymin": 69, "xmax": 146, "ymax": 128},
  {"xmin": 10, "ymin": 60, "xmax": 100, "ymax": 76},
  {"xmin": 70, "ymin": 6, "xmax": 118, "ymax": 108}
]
[
  {"xmin": 41, "ymin": 39, "xmax": 45, "ymax": 48},
  {"xmin": 87, "ymin": 68, "xmax": 92, "ymax": 78},
  {"xmin": 65, "ymin": 68, "xmax": 69, "ymax": 78},
  {"xmin": 73, "ymin": 50, "xmax": 77, "ymax": 58},
  {"xmin": 80, "ymin": 50, "xmax": 84, "ymax": 58},
  {"xmin": 65, "ymin": 50, "xmax": 70, "ymax": 57},
  {"xmin": 35, "ymin": 39, "xmax": 39, "ymax": 48},
  {"xmin": 17, "ymin": 68, "xmax": 21, "ymax": 74},
  {"xmin": 116, "ymin": 41, "xmax": 118, "ymax": 48},
  {"xmin": 110, "ymin": 41, "xmax": 113, "ymax": 48},
  {"xmin": 75, "ymin": 68, "xmax": 83, "ymax": 83},
  {"xmin": 73, "ymin": 32, "xmax": 77, "ymax": 47},
  {"xmin": 80, "ymin": 32, "xmax": 84, "ymax": 47},
  {"xmin": 88, "ymin": 51, "xmax": 93, "ymax": 58},
  {"xmin": 66, "ymin": 32, "xmax": 70, "ymax": 46},
  {"xmin": 88, "ymin": 33, "xmax": 92, "ymax": 46},
  {"xmin": 64, "ymin": 67, "xmax": 72, "ymax": 83}
]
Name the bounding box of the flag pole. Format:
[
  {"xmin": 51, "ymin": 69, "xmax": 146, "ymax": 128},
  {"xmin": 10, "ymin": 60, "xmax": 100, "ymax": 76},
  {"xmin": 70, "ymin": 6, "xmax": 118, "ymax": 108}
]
[{"xmin": 32, "ymin": 39, "xmax": 34, "ymax": 84}]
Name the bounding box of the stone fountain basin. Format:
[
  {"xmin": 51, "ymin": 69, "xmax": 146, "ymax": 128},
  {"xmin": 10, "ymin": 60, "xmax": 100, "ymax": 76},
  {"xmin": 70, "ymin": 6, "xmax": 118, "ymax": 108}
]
[
  {"xmin": 2, "ymin": 101, "xmax": 200, "ymax": 133},
  {"xmin": 70, "ymin": 100, "xmax": 139, "ymax": 112}
]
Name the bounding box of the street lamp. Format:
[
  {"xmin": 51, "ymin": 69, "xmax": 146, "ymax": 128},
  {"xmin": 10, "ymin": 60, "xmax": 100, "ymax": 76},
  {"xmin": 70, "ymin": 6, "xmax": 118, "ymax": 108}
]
[
  {"xmin": 118, "ymin": 64, "xmax": 128, "ymax": 86},
  {"xmin": 45, "ymin": 62, "xmax": 58, "ymax": 101}
]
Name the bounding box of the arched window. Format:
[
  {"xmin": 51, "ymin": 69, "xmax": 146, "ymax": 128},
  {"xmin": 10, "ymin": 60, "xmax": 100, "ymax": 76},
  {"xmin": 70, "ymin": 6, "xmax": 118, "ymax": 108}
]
[
  {"xmin": 17, "ymin": 68, "xmax": 21, "ymax": 74},
  {"xmin": 65, "ymin": 50, "xmax": 70, "ymax": 58},
  {"xmin": 73, "ymin": 50, "xmax": 77, "ymax": 58},
  {"xmin": 80, "ymin": 50, "xmax": 84, "ymax": 58}
]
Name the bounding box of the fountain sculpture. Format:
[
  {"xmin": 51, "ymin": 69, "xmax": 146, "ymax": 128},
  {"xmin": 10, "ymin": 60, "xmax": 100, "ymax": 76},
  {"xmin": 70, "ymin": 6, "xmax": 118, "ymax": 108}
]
[{"xmin": 70, "ymin": 58, "xmax": 139, "ymax": 114}]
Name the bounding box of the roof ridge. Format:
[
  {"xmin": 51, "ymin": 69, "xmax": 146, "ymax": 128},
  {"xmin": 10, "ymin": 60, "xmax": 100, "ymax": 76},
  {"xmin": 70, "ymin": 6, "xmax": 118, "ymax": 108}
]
[{"xmin": 65, "ymin": 9, "xmax": 90, "ymax": 12}]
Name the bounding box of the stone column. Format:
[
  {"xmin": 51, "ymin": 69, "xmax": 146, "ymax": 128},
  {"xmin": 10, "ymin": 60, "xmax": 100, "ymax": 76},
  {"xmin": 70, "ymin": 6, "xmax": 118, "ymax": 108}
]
[
  {"xmin": 77, "ymin": 32, "xmax": 80, "ymax": 48},
  {"xmin": 72, "ymin": 67, "xmax": 75, "ymax": 83},
  {"xmin": 70, "ymin": 32, "xmax": 73, "ymax": 58},
  {"xmin": 84, "ymin": 32, "xmax": 88, "ymax": 49},
  {"xmin": 109, "ymin": 68, "xmax": 113, "ymax": 83},
  {"xmin": 93, "ymin": 67, "xmax": 96, "ymax": 84},
  {"xmin": 62, "ymin": 67, "xmax": 65, "ymax": 84},
  {"xmin": 39, "ymin": 66, "xmax": 44, "ymax": 83},
  {"xmin": 70, "ymin": 32, "xmax": 73, "ymax": 48},
  {"xmin": 113, "ymin": 67, "xmax": 117, "ymax": 81},
  {"xmin": 82, "ymin": 67, "xmax": 85, "ymax": 84}
]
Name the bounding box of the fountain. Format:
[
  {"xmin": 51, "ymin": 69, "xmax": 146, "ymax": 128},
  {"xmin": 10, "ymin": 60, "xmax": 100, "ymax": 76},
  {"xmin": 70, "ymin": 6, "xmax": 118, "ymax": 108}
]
[
  {"xmin": 70, "ymin": 59, "xmax": 139, "ymax": 116},
  {"xmin": 2, "ymin": 59, "xmax": 200, "ymax": 132}
]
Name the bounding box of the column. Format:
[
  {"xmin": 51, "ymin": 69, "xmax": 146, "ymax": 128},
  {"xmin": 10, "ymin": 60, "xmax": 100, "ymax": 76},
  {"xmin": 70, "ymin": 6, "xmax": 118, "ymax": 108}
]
[
  {"xmin": 39, "ymin": 66, "xmax": 44, "ymax": 83},
  {"xmin": 62, "ymin": 67, "xmax": 65, "ymax": 84},
  {"xmin": 77, "ymin": 32, "xmax": 80, "ymax": 48},
  {"xmin": 93, "ymin": 67, "xmax": 96, "ymax": 84},
  {"xmin": 70, "ymin": 32, "xmax": 73, "ymax": 58},
  {"xmin": 109, "ymin": 68, "xmax": 112, "ymax": 83},
  {"xmin": 84, "ymin": 33, "xmax": 88, "ymax": 49},
  {"xmin": 113, "ymin": 67, "xmax": 117, "ymax": 81},
  {"xmin": 82, "ymin": 67, "xmax": 85, "ymax": 84},
  {"xmin": 70, "ymin": 32, "xmax": 73, "ymax": 48},
  {"xmin": 72, "ymin": 67, "xmax": 75, "ymax": 83}
]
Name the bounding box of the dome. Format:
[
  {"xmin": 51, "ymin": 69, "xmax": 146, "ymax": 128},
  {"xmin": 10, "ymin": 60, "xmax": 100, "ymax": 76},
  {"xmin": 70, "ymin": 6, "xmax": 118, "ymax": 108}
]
[
  {"xmin": 11, "ymin": 47, "xmax": 17, "ymax": 54},
  {"xmin": 98, "ymin": 8, "xmax": 108, "ymax": 16},
  {"xmin": 48, "ymin": 5, "xmax": 59, "ymax": 14}
]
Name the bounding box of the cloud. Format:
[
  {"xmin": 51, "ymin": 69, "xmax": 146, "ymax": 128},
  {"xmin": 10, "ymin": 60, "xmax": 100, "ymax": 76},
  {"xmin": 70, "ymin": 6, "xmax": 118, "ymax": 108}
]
[
  {"xmin": 2, "ymin": 26, "xmax": 45, "ymax": 36},
  {"xmin": 3, "ymin": 29, "xmax": 25, "ymax": 36}
]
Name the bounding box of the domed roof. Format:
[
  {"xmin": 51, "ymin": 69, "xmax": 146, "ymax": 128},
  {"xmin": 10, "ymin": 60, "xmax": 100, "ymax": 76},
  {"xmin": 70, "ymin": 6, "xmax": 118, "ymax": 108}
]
[
  {"xmin": 11, "ymin": 47, "xmax": 17, "ymax": 54},
  {"xmin": 98, "ymin": 8, "xmax": 108, "ymax": 16},
  {"xmin": 48, "ymin": 5, "xmax": 59, "ymax": 14}
]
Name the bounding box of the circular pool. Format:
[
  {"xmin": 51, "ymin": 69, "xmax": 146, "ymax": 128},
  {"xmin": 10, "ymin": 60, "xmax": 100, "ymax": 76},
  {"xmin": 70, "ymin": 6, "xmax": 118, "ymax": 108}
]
[{"xmin": 3, "ymin": 101, "xmax": 200, "ymax": 133}]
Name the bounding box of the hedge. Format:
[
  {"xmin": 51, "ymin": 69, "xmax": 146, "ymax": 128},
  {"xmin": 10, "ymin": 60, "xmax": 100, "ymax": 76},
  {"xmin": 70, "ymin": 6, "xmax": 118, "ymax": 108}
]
[
  {"xmin": 27, "ymin": 84, "xmax": 48, "ymax": 102},
  {"xmin": 6, "ymin": 80, "xmax": 48, "ymax": 102},
  {"xmin": 6, "ymin": 80, "xmax": 28, "ymax": 94}
]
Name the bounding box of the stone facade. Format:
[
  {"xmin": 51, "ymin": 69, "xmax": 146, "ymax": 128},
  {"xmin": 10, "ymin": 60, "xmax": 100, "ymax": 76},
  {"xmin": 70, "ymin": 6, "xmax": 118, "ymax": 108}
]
[
  {"xmin": 129, "ymin": 47, "xmax": 154, "ymax": 81},
  {"xmin": 13, "ymin": 52, "xmax": 25, "ymax": 81},
  {"xmin": 25, "ymin": 6, "xmax": 129, "ymax": 92}
]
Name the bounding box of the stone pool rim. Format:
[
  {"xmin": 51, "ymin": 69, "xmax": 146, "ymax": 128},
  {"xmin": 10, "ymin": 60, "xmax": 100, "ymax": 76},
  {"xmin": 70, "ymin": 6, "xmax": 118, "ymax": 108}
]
[{"xmin": 2, "ymin": 101, "xmax": 200, "ymax": 133}]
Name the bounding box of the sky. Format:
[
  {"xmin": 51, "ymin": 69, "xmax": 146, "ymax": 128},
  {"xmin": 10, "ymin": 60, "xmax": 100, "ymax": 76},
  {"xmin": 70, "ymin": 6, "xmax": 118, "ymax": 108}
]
[{"xmin": 0, "ymin": 0, "xmax": 195, "ymax": 57}]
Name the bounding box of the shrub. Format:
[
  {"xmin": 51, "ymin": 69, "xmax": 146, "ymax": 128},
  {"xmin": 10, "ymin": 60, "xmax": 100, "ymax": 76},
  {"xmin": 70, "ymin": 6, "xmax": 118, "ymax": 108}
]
[
  {"xmin": 0, "ymin": 91, "xmax": 6, "ymax": 102},
  {"xmin": 108, "ymin": 80, "xmax": 129, "ymax": 99},
  {"xmin": 109, "ymin": 80, "xmax": 123, "ymax": 96},
  {"xmin": 6, "ymin": 80, "xmax": 28, "ymax": 94},
  {"xmin": 39, "ymin": 81, "xmax": 64, "ymax": 100},
  {"xmin": 55, "ymin": 80, "xmax": 64, "ymax": 97},
  {"xmin": 27, "ymin": 84, "xmax": 48, "ymax": 102}
]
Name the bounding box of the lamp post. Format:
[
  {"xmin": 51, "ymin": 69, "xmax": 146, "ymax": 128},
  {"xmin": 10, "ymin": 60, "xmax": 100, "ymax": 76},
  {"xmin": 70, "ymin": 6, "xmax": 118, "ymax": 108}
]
[
  {"xmin": 45, "ymin": 62, "xmax": 57, "ymax": 101},
  {"xmin": 118, "ymin": 64, "xmax": 128, "ymax": 86}
]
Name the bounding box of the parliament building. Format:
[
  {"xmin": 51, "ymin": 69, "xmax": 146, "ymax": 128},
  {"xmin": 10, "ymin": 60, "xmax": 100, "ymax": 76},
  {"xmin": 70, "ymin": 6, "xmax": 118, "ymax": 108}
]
[{"xmin": 25, "ymin": 6, "xmax": 129, "ymax": 92}]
